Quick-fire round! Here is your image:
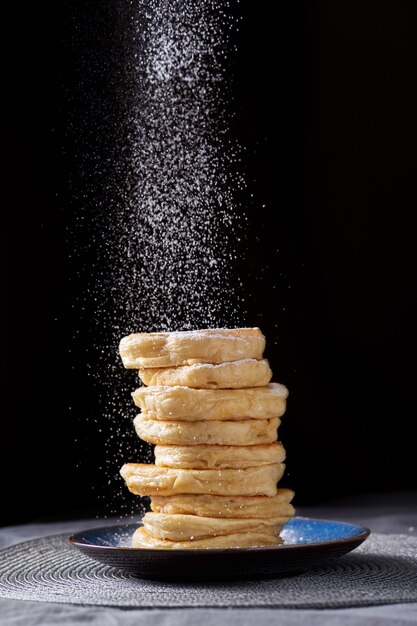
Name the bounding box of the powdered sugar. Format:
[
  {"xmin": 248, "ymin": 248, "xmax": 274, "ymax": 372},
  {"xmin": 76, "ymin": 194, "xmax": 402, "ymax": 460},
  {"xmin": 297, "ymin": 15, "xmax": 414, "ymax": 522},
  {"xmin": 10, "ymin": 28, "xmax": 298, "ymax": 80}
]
[
  {"xmin": 109, "ymin": 0, "xmax": 248, "ymax": 335},
  {"xmin": 70, "ymin": 1, "xmax": 249, "ymax": 515},
  {"xmin": 172, "ymin": 358, "xmax": 263, "ymax": 371}
]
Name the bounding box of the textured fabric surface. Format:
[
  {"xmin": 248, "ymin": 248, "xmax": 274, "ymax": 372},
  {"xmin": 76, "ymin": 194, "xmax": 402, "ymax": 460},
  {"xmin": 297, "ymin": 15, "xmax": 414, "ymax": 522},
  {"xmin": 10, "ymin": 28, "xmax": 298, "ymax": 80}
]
[
  {"xmin": 1, "ymin": 492, "xmax": 416, "ymax": 625},
  {"xmin": 1, "ymin": 603, "xmax": 417, "ymax": 626},
  {"xmin": 0, "ymin": 531, "xmax": 416, "ymax": 609}
]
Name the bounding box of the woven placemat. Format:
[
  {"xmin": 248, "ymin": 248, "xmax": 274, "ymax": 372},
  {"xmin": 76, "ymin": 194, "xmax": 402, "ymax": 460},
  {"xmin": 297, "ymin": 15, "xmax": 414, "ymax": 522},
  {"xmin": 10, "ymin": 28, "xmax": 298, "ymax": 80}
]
[{"xmin": 0, "ymin": 533, "xmax": 416, "ymax": 609}]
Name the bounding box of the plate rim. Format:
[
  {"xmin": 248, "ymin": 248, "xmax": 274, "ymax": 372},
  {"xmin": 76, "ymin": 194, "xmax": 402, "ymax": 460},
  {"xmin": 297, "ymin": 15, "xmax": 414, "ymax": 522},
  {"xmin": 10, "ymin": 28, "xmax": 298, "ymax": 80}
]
[{"xmin": 69, "ymin": 516, "xmax": 371, "ymax": 554}]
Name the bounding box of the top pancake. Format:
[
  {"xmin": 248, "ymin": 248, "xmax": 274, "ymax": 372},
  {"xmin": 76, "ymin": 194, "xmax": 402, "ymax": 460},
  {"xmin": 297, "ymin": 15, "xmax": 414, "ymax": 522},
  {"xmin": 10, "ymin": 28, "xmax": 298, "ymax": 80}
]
[
  {"xmin": 139, "ymin": 358, "xmax": 272, "ymax": 389},
  {"xmin": 119, "ymin": 328, "xmax": 265, "ymax": 368}
]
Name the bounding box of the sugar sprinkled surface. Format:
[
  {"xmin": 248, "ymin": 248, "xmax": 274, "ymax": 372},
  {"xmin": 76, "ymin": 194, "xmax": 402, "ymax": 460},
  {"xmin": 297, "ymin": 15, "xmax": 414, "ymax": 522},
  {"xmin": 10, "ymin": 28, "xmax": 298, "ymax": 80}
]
[{"xmin": 70, "ymin": 0, "xmax": 249, "ymax": 516}]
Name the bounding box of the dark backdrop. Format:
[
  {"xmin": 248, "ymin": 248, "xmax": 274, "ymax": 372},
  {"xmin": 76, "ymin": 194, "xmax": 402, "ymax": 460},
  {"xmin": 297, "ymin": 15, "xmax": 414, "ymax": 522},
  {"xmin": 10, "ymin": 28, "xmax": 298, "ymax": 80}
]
[{"xmin": 3, "ymin": 0, "xmax": 416, "ymax": 526}]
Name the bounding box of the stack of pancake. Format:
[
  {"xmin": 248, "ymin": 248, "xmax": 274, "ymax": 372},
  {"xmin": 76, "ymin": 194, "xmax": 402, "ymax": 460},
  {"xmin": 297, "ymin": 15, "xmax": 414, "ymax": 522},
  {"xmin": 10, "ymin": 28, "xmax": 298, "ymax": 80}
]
[{"xmin": 119, "ymin": 328, "xmax": 294, "ymax": 549}]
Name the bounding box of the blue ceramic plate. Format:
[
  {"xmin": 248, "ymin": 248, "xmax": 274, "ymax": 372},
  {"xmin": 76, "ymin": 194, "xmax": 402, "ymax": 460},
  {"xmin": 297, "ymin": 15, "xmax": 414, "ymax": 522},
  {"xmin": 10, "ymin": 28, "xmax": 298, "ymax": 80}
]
[{"xmin": 69, "ymin": 517, "xmax": 370, "ymax": 581}]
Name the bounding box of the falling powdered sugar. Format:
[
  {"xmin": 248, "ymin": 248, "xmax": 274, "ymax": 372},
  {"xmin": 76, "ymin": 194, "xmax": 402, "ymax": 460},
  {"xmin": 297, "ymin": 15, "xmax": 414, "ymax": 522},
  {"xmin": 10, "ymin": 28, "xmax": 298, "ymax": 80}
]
[
  {"xmin": 69, "ymin": 0, "xmax": 250, "ymax": 516},
  {"xmin": 109, "ymin": 0, "xmax": 248, "ymax": 334}
]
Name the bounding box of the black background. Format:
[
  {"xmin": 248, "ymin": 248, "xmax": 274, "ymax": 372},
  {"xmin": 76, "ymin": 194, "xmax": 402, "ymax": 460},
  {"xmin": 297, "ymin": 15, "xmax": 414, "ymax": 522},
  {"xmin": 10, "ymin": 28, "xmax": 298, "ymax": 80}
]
[{"xmin": 3, "ymin": 1, "xmax": 416, "ymax": 526}]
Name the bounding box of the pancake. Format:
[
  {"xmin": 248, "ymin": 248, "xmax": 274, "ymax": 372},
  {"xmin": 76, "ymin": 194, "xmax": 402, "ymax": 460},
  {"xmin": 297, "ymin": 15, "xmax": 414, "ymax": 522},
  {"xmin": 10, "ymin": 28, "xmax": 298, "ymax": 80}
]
[
  {"xmin": 134, "ymin": 415, "xmax": 280, "ymax": 446},
  {"xmin": 142, "ymin": 512, "xmax": 290, "ymax": 541},
  {"xmin": 132, "ymin": 383, "xmax": 288, "ymax": 421},
  {"xmin": 154, "ymin": 442, "xmax": 286, "ymax": 469},
  {"xmin": 139, "ymin": 358, "xmax": 272, "ymax": 389},
  {"xmin": 120, "ymin": 463, "xmax": 284, "ymax": 496},
  {"xmin": 150, "ymin": 490, "xmax": 295, "ymax": 518},
  {"xmin": 119, "ymin": 328, "xmax": 265, "ymax": 369},
  {"xmin": 132, "ymin": 526, "xmax": 283, "ymax": 549}
]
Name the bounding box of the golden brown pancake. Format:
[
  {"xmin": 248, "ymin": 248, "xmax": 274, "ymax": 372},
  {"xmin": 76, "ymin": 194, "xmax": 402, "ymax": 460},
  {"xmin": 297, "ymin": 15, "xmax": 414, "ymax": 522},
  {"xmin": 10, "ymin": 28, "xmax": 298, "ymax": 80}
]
[
  {"xmin": 154, "ymin": 442, "xmax": 286, "ymax": 469},
  {"xmin": 132, "ymin": 526, "xmax": 283, "ymax": 549},
  {"xmin": 120, "ymin": 463, "xmax": 284, "ymax": 496},
  {"xmin": 142, "ymin": 512, "xmax": 290, "ymax": 541},
  {"xmin": 139, "ymin": 358, "xmax": 272, "ymax": 389},
  {"xmin": 119, "ymin": 328, "xmax": 265, "ymax": 369},
  {"xmin": 133, "ymin": 415, "xmax": 280, "ymax": 446},
  {"xmin": 150, "ymin": 490, "xmax": 295, "ymax": 518},
  {"xmin": 132, "ymin": 383, "xmax": 288, "ymax": 421}
]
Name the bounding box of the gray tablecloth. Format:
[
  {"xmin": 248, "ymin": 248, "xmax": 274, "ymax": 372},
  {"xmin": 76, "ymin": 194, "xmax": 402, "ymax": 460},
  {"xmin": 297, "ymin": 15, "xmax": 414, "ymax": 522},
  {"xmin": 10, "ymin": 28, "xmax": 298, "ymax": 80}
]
[{"xmin": 1, "ymin": 491, "xmax": 416, "ymax": 626}]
